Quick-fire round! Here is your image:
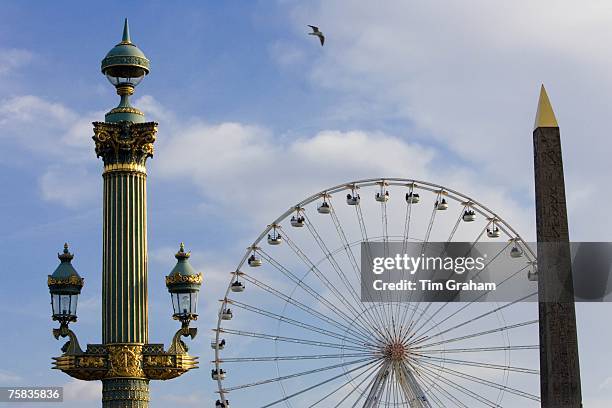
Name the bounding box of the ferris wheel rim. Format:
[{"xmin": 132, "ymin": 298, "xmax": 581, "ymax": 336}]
[
  {"xmin": 241, "ymin": 177, "xmax": 534, "ymax": 267},
  {"xmin": 213, "ymin": 176, "xmax": 539, "ymax": 406}
]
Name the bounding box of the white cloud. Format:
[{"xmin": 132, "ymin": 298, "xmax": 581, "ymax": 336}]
[
  {"xmin": 280, "ymin": 0, "xmax": 612, "ymax": 240},
  {"xmin": 0, "ymin": 95, "xmax": 97, "ymax": 158},
  {"xmin": 147, "ymin": 103, "xmax": 535, "ymax": 242},
  {"xmin": 154, "ymin": 119, "xmax": 438, "ymax": 221},
  {"xmin": 39, "ymin": 165, "xmax": 98, "ymax": 208},
  {"xmin": 0, "ymin": 95, "xmax": 102, "ymax": 208},
  {"xmin": 62, "ymin": 379, "xmax": 102, "ymax": 402}
]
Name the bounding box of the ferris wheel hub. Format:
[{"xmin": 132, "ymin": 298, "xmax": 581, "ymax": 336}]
[{"xmin": 384, "ymin": 342, "xmax": 407, "ymax": 361}]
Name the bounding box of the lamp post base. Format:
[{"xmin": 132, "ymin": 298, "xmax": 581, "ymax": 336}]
[{"xmin": 102, "ymin": 378, "xmax": 150, "ymax": 408}]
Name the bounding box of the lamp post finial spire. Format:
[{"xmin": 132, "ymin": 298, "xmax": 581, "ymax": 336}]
[{"xmin": 122, "ymin": 18, "xmax": 131, "ymax": 43}]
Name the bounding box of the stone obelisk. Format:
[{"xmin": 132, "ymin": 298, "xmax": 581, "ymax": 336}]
[{"xmin": 533, "ymin": 85, "xmax": 582, "ymax": 407}]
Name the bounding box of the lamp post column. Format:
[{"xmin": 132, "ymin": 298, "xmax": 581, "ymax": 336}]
[
  {"xmin": 94, "ymin": 121, "xmax": 157, "ymax": 408},
  {"xmin": 95, "ymin": 18, "xmax": 156, "ymax": 408}
]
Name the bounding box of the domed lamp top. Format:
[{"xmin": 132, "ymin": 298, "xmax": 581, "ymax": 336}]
[
  {"xmin": 101, "ymin": 18, "xmax": 150, "ymax": 123},
  {"xmin": 101, "ymin": 18, "xmax": 150, "ymax": 84},
  {"xmin": 165, "ymin": 243, "xmax": 203, "ymax": 293},
  {"xmin": 48, "ymin": 243, "xmax": 84, "ymax": 295}
]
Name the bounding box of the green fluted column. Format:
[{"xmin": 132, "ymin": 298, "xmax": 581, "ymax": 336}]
[
  {"xmin": 102, "ymin": 169, "xmax": 148, "ymax": 344},
  {"xmin": 93, "ymin": 121, "xmax": 157, "ymax": 408}
]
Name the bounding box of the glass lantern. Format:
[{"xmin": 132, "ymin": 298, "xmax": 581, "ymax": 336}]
[
  {"xmin": 48, "ymin": 244, "xmax": 83, "ymax": 325},
  {"xmin": 51, "ymin": 293, "xmax": 79, "ymax": 322},
  {"xmin": 171, "ymin": 291, "xmax": 199, "ymax": 321}
]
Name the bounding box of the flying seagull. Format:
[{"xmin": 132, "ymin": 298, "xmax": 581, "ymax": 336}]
[{"xmin": 308, "ymin": 25, "xmax": 325, "ymax": 46}]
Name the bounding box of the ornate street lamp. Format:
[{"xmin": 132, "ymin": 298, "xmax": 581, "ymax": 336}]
[
  {"xmin": 166, "ymin": 243, "xmax": 202, "ymax": 324},
  {"xmin": 48, "ymin": 19, "xmax": 199, "ymax": 408},
  {"xmin": 48, "ymin": 244, "xmax": 84, "ymax": 355},
  {"xmin": 165, "ymin": 243, "xmax": 202, "ymax": 354},
  {"xmin": 48, "ymin": 244, "xmax": 83, "ymax": 324},
  {"xmin": 101, "ymin": 17, "xmax": 149, "ymax": 124}
]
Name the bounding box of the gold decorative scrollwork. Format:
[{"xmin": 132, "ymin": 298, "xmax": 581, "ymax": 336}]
[
  {"xmin": 165, "ymin": 273, "xmax": 203, "ymax": 286},
  {"xmin": 51, "ymin": 334, "xmax": 198, "ymax": 381},
  {"xmin": 53, "ymin": 323, "xmax": 83, "ymax": 355},
  {"xmin": 144, "ymin": 355, "xmax": 173, "ymax": 367},
  {"xmin": 92, "ymin": 122, "xmax": 158, "ymax": 167},
  {"xmin": 48, "ymin": 275, "xmax": 84, "ymax": 287},
  {"xmin": 107, "ymin": 344, "xmax": 145, "ymax": 379},
  {"xmin": 78, "ymin": 356, "xmax": 106, "ymax": 368},
  {"xmin": 107, "ymin": 107, "xmax": 144, "ymax": 115}
]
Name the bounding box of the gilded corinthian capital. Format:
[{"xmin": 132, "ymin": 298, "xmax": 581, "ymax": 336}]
[{"xmin": 92, "ymin": 121, "xmax": 158, "ymax": 167}]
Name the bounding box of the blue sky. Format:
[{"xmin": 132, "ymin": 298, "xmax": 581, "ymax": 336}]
[{"xmin": 2, "ymin": 0, "xmax": 612, "ymax": 406}]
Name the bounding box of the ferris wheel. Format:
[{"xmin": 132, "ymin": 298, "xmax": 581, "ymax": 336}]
[{"xmin": 212, "ymin": 178, "xmax": 541, "ymax": 408}]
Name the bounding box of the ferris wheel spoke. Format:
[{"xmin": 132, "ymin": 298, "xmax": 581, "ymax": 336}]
[
  {"xmin": 394, "ymin": 195, "xmax": 418, "ymax": 345},
  {"xmin": 414, "ymin": 366, "xmax": 468, "ymax": 408},
  {"xmin": 410, "ymin": 363, "xmax": 501, "ymax": 407},
  {"xmin": 258, "ymin": 358, "xmax": 381, "ymax": 408},
  {"xmin": 410, "ymin": 293, "xmax": 537, "ymax": 346},
  {"xmin": 281, "ymin": 227, "xmax": 385, "ymax": 342},
  {"xmin": 402, "ymin": 192, "xmax": 415, "ymax": 249},
  {"xmin": 400, "ymin": 219, "xmax": 501, "ymax": 339},
  {"xmin": 298, "ymin": 214, "xmax": 390, "ymax": 340},
  {"xmin": 421, "ymin": 191, "xmax": 441, "ymax": 252},
  {"xmin": 224, "ymin": 297, "xmax": 375, "ymax": 348},
  {"xmin": 444, "ymin": 206, "xmax": 466, "ymax": 243},
  {"xmin": 327, "ymin": 200, "xmax": 394, "ymax": 343},
  {"xmin": 353, "ymin": 200, "xmax": 396, "ymax": 336},
  {"xmin": 215, "ymin": 327, "xmax": 376, "ymax": 353},
  {"xmin": 401, "ymin": 302, "xmax": 447, "ymax": 344},
  {"xmin": 307, "ymin": 359, "xmax": 382, "ymax": 407},
  {"xmin": 406, "ymin": 207, "xmax": 468, "ymax": 338},
  {"xmin": 257, "ymin": 247, "xmax": 376, "ymax": 342},
  {"xmin": 415, "ymin": 344, "xmax": 539, "ymax": 354},
  {"xmin": 379, "ymin": 197, "xmax": 401, "ymax": 342},
  {"xmin": 412, "ymin": 354, "xmax": 539, "ymax": 375},
  {"xmin": 221, "ymin": 356, "xmax": 378, "ymax": 394},
  {"xmin": 402, "ymin": 198, "xmax": 440, "ymax": 330},
  {"xmin": 415, "ymin": 359, "xmax": 540, "ymax": 401},
  {"xmin": 239, "ymin": 272, "xmax": 374, "ymax": 345},
  {"xmin": 413, "ymin": 319, "xmax": 538, "ymax": 349},
  {"xmin": 461, "ymin": 240, "xmax": 513, "ymax": 287},
  {"xmin": 217, "ymin": 352, "xmax": 374, "ymax": 363},
  {"xmin": 399, "ymin": 302, "xmax": 434, "ymax": 345},
  {"xmin": 415, "ymin": 376, "xmax": 454, "ymax": 408},
  {"xmin": 331, "ymin": 361, "xmax": 385, "ymax": 407},
  {"xmin": 290, "ymin": 226, "xmax": 383, "ymax": 340},
  {"xmin": 408, "ymin": 262, "xmax": 531, "ymax": 343}
]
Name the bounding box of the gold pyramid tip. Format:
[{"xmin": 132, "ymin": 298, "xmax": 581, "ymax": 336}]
[{"xmin": 534, "ymin": 84, "xmax": 558, "ymax": 130}]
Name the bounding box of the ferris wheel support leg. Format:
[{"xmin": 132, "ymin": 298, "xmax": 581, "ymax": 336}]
[
  {"xmin": 395, "ymin": 362, "xmax": 432, "ymax": 408},
  {"xmin": 363, "ymin": 362, "xmax": 391, "ymax": 408}
]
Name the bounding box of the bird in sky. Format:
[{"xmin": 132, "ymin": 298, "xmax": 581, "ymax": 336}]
[{"xmin": 308, "ymin": 25, "xmax": 325, "ymax": 46}]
